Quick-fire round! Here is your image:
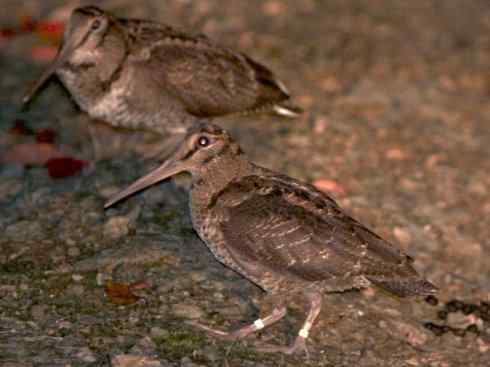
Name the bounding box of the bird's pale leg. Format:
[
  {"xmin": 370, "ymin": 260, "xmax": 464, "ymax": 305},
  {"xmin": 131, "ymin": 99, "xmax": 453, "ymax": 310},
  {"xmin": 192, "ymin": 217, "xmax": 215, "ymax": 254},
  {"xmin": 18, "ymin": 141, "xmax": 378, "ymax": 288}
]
[
  {"xmin": 256, "ymin": 292, "xmax": 322, "ymax": 355},
  {"xmin": 86, "ymin": 123, "xmax": 105, "ymax": 191},
  {"xmin": 187, "ymin": 306, "xmax": 287, "ymax": 341}
]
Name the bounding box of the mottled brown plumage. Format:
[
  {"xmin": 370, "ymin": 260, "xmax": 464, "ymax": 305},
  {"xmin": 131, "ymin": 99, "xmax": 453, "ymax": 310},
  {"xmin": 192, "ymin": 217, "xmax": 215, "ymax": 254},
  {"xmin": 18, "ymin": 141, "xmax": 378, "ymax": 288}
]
[
  {"xmin": 23, "ymin": 6, "xmax": 301, "ymax": 134},
  {"xmin": 105, "ymin": 123, "xmax": 437, "ymax": 354}
]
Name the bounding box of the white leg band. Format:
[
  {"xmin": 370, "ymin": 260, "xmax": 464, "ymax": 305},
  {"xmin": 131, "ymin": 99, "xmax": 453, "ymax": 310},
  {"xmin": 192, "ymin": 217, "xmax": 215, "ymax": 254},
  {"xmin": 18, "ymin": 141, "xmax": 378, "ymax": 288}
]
[
  {"xmin": 298, "ymin": 321, "xmax": 312, "ymax": 339},
  {"xmin": 253, "ymin": 319, "xmax": 265, "ymax": 330},
  {"xmin": 298, "ymin": 328, "xmax": 309, "ymax": 338}
]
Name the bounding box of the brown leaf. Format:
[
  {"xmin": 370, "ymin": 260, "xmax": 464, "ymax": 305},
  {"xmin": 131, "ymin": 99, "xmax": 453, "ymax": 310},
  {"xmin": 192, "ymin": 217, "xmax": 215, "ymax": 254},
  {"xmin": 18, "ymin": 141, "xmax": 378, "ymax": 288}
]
[
  {"xmin": 385, "ymin": 148, "xmax": 408, "ymax": 161},
  {"xmin": 105, "ymin": 281, "xmax": 140, "ymax": 305},
  {"xmin": 1, "ymin": 142, "xmax": 63, "ymax": 165},
  {"xmin": 313, "ymin": 179, "xmax": 347, "ymax": 195},
  {"xmin": 31, "ymin": 45, "xmax": 58, "ymax": 62}
]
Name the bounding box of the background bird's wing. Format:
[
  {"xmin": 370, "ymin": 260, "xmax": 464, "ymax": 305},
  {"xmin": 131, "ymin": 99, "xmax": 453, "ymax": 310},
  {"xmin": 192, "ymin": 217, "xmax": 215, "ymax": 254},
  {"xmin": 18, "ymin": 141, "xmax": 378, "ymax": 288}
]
[
  {"xmin": 133, "ymin": 33, "xmax": 289, "ymax": 117},
  {"xmin": 216, "ymin": 175, "xmax": 436, "ymax": 296}
]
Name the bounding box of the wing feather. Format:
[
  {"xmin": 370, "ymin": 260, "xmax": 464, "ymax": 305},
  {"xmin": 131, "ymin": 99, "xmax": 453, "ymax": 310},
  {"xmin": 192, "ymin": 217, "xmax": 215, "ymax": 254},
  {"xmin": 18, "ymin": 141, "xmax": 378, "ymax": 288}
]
[
  {"xmin": 127, "ymin": 23, "xmax": 289, "ymax": 116},
  {"xmin": 214, "ymin": 175, "xmax": 436, "ymax": 296}
]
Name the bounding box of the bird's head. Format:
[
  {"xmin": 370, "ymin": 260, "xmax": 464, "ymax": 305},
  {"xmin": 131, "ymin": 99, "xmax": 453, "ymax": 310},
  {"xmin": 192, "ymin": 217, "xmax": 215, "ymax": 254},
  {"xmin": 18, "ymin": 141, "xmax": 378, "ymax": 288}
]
[
  {"xmin": 104, "ymin": 122, "xmax": 245, "ymax": 208},
  {"xmin": 22, "ymin": 6, "xmax": 125, "ymax": 105}
]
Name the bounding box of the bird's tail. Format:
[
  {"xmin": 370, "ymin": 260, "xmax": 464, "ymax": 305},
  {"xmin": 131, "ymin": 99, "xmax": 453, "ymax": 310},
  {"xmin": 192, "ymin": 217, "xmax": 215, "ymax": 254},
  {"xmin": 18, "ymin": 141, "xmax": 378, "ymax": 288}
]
[{"xmin": 368, "ymin": 276, "xmax": 438, "ymax": 298}]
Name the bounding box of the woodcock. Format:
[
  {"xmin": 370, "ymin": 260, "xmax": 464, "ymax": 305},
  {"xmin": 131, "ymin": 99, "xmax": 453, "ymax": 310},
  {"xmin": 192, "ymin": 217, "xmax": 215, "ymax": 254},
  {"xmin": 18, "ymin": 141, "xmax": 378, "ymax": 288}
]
[
  {"xmin": 23, "ymin": 6, "xmax": 301, "ymax": 134},
  {"xmin": 105, "ymin": 123, "xmax": 437, "ymax": 354}
]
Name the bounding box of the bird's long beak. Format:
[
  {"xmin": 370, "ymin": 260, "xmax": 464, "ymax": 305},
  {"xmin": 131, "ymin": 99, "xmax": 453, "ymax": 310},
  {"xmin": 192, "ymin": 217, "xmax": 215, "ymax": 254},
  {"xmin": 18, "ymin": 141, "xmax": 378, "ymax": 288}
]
[
  {"xmin": 104, "ymin": 157, "xmax": 186, "ymax": 208},
  {"xmin": 22, "ymin": 40, "xmax": 77, "ymax": 106}
]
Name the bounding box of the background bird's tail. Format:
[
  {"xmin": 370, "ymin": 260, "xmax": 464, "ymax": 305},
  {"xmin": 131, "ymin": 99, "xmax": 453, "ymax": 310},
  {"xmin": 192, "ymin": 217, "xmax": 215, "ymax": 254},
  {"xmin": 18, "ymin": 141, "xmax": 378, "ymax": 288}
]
[{"xmin": 273, "ymin": 102, "xmax": 303, "ymax": 118}]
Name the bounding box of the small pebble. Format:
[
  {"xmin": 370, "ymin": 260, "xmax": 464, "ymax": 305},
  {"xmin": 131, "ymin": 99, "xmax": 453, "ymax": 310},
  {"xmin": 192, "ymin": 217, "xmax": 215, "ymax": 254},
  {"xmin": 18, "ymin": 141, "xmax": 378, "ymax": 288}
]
[
  {"xmin": 71, "ymin": 274, "xmax": 83, "ymax": 282},
  {"xmin": 96, "ymin": 272, "xmax": 109, "ymax": 286},
  {"xmin": 172, "ymin": 303, "xmax": 204, "ymax": 319},
  {"xmin": 67, "ymin": 246, "xmax": 81, "ymax": 257},
  {"xmin": 150, "ymin": 326, "xmax": 169, "ymax": 339},
  {"xmin": 30, "ymin": 304, "xmax": 47, "ymax": 321},
  {"xmin": 75, "ymin": 347, "xmax": 97, "ymax": 363},
  {"xmin": 103, "ymin": 216, "xmax": 131, "ymax": 239},
  {"xmin": 111, "ymin": 354, "xmax": 162, "ymax": 367},
  {"xmin": 189, "ymin": 271, "xmax": 207, "ymax": 283},
  {"xmin": 65, "ymin": 284, "xmax": 84, "ymax": 297},
  {"xmin": 393, "ymin": 226, "xmax": 412, "ymax": 245}
]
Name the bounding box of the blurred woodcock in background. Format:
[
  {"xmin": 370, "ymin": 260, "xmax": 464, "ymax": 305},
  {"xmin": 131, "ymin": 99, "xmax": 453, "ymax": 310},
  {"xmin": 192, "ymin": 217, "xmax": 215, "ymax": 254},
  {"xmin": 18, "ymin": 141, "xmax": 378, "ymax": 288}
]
[
  {"xmin": 22, "ymin": 6, "xmax": 301, "ymax": 135},
  {"xmin": 105, "ymin": 123, "xmax": 437, "ymax": 355}
]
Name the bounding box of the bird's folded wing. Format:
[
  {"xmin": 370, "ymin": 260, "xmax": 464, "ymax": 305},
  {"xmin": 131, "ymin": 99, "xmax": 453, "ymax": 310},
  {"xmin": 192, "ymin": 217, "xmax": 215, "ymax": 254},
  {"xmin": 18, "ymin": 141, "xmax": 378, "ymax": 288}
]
[
  {"xmin": 138, "ymin": 39, "xmax": 289, "ymax": 116},
  {"xmin": 216, "ymin": 175, "xmax": 431, "ymax": 295}
]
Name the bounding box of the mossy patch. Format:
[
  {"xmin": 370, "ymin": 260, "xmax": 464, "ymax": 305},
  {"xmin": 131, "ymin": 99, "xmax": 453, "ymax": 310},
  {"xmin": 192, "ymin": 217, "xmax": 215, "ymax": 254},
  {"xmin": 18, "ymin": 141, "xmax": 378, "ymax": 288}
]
[
  {"xmin": 153, "ymin": 329, "xmax": 207, "ymax": 361},
  {"xmin": 154, "ymin": 210, "xmax": 180, "ymax": 228},
  {"xmin": 0, "ymin": 260, "xmax": 37, "ymax": 275}
]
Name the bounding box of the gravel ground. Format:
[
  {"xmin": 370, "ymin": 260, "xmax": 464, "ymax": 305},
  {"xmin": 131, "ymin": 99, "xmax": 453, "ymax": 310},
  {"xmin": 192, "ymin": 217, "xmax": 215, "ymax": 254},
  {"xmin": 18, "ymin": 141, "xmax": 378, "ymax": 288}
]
[{"xmin": 1, "ymin": 1, "xmax": 489, "ymax": 366}]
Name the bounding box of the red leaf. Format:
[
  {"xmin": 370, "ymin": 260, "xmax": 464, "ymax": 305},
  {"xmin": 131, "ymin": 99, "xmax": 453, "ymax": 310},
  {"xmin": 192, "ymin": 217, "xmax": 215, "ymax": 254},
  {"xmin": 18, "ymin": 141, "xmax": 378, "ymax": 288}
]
[
  {"xmin": 9, "ymin": 119, "xmax": 34, "ymax": 136},
  {"xmin": 36, "ymin": 21, "xmax": 64, "ymax": 37},
  {"xmin": 36, "ymin": 128, "xmax": 57, "ymax": 144},
  {"xmin": 45, "ymin": 157, "xmax": 87, "ymax": 178}
]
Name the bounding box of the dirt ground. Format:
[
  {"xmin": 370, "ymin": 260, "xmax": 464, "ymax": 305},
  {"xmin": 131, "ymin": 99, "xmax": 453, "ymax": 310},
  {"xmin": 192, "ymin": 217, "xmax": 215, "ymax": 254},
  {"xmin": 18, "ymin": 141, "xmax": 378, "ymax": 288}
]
[{"xmin": 1, "ymin": 1, "xmax": 489, "ymax": 366}]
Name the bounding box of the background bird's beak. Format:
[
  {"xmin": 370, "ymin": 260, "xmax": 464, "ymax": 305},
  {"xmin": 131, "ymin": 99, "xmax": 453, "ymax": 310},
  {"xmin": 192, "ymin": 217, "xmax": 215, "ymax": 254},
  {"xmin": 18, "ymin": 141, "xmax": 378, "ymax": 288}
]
[
  {"xmin": 104, "ymin": 158, "xmax": 185, "ymax": 208},
  {"xmin": 22, "ymin": 41, "xmax": 77, "ymax": 106}
]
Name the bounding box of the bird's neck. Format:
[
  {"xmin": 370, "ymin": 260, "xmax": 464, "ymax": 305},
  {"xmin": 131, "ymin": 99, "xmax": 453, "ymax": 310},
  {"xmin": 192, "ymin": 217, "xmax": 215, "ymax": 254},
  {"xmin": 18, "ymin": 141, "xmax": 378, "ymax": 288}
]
[
  {"xmin": 190, "ymin": 154, "xmax": 254, "ymax": 212},
  {"xmin": 57, "ymin": 26, "xmax": 128, "ymax": 101}
]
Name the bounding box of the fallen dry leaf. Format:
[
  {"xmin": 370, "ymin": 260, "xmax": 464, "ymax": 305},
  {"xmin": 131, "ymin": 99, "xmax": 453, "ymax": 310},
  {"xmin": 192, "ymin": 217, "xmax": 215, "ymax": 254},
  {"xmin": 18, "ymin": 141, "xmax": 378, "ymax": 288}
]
[
  {"xmin": 45, "ymin": 157, "xmax": 87, "ymax": 178},
  {"xmin": 385, "ymin": 147, "xmax": 408, "ymax": 160},
  {"xmin": 262, "ymin": 0, "xmax": 287, "ymax": 16},
  {"xmin": 31, "ymin": 45, "xmax": 58, "ymax": 62},
  {"xmin": 1, "ymin": 142, "xmax": 63, "ymax": 165},
  {"xmin": 105, "ymin": 281, "xmax": 140, "ymax": 305},
  {"xmin": 313, "ymin": 179, "xmax": 347, "ymax": 195},
  {"xmin": 36, "ymin": 20, "xmax": 64, "ymax": 38}
]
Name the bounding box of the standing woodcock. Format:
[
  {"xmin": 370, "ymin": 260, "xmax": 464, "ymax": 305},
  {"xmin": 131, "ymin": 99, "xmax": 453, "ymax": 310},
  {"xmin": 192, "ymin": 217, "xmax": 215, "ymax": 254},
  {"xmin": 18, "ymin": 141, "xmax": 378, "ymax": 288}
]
[
  {"xmin": 105, "ymin": 123, "xmax": 437, "ymax": 354},
  {"xmin": 22, "ymin": 6, "xmax": 301, "ymax": 134}
]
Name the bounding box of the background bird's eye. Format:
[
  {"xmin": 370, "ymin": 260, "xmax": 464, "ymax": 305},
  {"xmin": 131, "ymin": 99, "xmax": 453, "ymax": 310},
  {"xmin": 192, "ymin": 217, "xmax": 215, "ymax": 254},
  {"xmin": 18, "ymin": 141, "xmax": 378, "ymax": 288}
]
[
  {"xmin": 197, "ymin": 136, "xmax": 210, "ymax": 147},
  {"xmin": 91, "ymin": 19, "xmax": 102, "ymax": 30}
]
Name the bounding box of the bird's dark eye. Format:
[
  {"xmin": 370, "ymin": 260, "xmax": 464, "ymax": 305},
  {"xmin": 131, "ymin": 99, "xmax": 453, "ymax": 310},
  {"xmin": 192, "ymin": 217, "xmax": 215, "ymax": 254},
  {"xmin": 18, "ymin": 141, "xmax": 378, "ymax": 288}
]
[
  {"xmin": 197, "ymin": 136, "xmax": 210, "ymax": 147},
  {"xmin": 91, "ymin": 19, "xmax": 102, "ymax": 30}
]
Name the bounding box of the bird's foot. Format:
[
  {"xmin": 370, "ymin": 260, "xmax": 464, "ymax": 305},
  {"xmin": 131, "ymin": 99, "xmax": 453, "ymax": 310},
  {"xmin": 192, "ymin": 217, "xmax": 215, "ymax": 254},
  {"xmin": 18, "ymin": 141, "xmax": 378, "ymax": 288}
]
[
  {"xmin": 186, "ymin": 320, "xmax": 256, "ymax": 341},
  {"xmin": 255, "ymin": 335, "xmax": 309, "ymax": 356},
  {"xmin": 186, "ymin": 307, "xmax": 287, "ymax": 342}
]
